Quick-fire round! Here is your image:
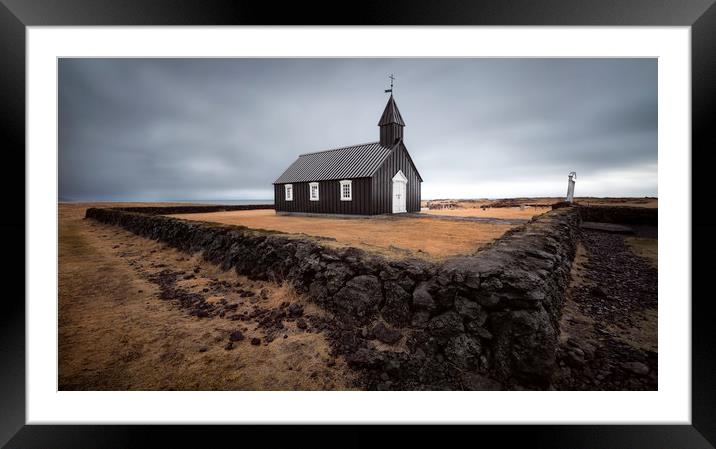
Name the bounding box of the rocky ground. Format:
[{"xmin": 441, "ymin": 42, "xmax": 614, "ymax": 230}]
[
  {"xmin": 59, "ymin": 204, "xmax": 357, "ymax": 390},
  {"xmin": 553, "ymin": 228, "xmax": 658, "ymax": 390}
]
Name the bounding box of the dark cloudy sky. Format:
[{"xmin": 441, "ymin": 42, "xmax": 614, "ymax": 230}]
[{"xmin": 58, "ymin": 58, "xmax": 657, "ymax": 201}]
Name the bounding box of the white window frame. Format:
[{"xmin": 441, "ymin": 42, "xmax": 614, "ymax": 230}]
[
  {"xmin": 309, "ymin": 182, "xmax": 319, "ymax": 201},
  {"xmin": 339, "ymin": 180, "xmax": 352, "ymax": 201},
  {"xmin": 284, "ymin": 184, "xmax": 293, "ymax": 201}
]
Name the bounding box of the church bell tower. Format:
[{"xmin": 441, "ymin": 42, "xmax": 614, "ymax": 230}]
[{"xmin": 378, "ymin": 74, "xmax": 405, "ymax": 147}]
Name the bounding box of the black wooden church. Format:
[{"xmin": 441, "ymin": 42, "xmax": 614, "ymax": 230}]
[{"xmin": 273, "ymin": 92, "xmax": 422, "ymax": 215}]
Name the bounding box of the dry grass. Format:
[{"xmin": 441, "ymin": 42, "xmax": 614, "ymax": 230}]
[
  {"xmin": 625, "ymin": 237, "xmax": 658, "ymax": 269},
  {"xmin": 422, "ymin": 206, "xmax": 548, "ymax": 220},
  {"xmin": 168, "ymin": 209, "xmax": 515, "ymax": 260},
  {"xmin": 59, "ymin": 203, "xmax": 356, "ymax": 390}
]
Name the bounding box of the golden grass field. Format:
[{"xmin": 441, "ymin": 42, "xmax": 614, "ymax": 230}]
[
  {"xmin": 169, "ymin": 209, "xmax": 518, "ymax": 260},
  {"xmin": 422, "ymin": 206, "xmax": 548, "ymax": 220}
]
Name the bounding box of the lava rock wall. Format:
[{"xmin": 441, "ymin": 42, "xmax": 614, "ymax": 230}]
[
  {"xmin": 86, "ymin": 206, "xmax": 580, "ymax": 389},
  {"xmin": 577, "ymin": 205, "xmax": 657, "ymax": 226},
  {"xmin": 114, "ymin": 204, "xmax": 274, "ymax": 216}
]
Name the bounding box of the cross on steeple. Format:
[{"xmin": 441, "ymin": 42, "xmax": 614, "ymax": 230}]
[{"xmin": 384, "ymin": 73, "xmax": 395, "ymax": 94}]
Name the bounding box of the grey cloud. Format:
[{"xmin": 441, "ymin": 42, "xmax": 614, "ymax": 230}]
[{"xmin": 58, "ymin": 58, "xmax": 657, "ymax": 200}]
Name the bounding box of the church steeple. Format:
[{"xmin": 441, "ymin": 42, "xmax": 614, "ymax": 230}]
[
  {"xmin": 378, "ymin": 74, "xmax": 405, "ymax": 147},
  {"xmin": 378, "ymin": 94, "xmax": 405, "ymax": 146}
]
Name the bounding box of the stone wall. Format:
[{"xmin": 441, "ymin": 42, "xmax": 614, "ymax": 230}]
[
  {"xmin": 576, "ymin": 205, "xmax": 657, "ymax": 226},
  {"xmin": 114, "ymin": 204, "xmax": 274, "ymax": 216},
  {"xmin": 85, "ymin": 205, "xmax": 580, "ymax": 389}
]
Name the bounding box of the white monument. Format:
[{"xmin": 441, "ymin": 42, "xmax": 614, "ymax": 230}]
[{"xmin": 566, "ymin": 172, "xmax": 577, "ymax": 203}]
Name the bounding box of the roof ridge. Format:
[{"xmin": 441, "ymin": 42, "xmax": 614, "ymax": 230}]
[{"xmin": 298, "ymin": 141, "xmax": 383, "ymax": 157}]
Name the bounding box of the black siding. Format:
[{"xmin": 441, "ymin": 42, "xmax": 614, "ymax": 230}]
[
  {"xmin": 370, "ymin": 142, "xmax": 422, "ymax": 214},
  {"xmin": 274, "ymin": 142, "xmax": 421, "ymax": 215},
  {"xmin": 379, "ymin": 124, "xmax": 404, "ymax": 147},
  {"xmin": 274, "ymin": 178, "xmax": 373, "ymax": 215}
]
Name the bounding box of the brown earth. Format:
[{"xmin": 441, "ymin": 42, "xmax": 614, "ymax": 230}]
[
  {"xmin": 59, "ymin": 203, "xmax": 356, "ymax": 390},
  {"xmin": 168, "ymin": 209, "xmax": 516, "ymax": 260}
]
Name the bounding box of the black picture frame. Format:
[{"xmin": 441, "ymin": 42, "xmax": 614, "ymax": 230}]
[{"xmin": 2, "ymin": 1, "xmax": 714, "ymax": 447}]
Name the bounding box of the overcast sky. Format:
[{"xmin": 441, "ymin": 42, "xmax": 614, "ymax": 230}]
[{"xmin": 59, "ymin": 58, "xmax": 657, "ymax": 201}]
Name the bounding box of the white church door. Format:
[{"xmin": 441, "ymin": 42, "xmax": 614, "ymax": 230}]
[{"xmin": 392, "ymin": 170, "xmax": 408, "ymax": 214}]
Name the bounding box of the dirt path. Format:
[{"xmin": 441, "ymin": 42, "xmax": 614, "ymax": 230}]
[
  {"xmin": 554, "ymin": 229, "xmax": 658, "ymax": 390},
  {"xmin": 59, "ymin": 204, "xmax": 355, "ymax": 390}
]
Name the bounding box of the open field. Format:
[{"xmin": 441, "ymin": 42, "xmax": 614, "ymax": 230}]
[
  {"xmin": 423, "ymin": 197, "xmax": 658, "ymax": 210},
  {"xmin": 168, "ymin": 209, "xmax": 516, "ymax": 259},
  {"xmin": 59, "ymin": 203, "xmax": 356, "ymax": 390},
  {"xmin": 422, "ymin": 206, "xmax": 548, "ymax": 220}
]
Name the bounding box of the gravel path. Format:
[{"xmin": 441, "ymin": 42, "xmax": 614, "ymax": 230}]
[{"xmin": 554, "ymin": 228, "xmax": 658, "ymax": 390}]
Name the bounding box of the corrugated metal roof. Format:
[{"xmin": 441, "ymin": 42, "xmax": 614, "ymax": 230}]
[
  {"xmin": 274, "ymin": 142, "xmax": 393, "ymax": 184},
  {"xmin": 378, "ymin": 95, "xmax": 405, "ymax": 126}
]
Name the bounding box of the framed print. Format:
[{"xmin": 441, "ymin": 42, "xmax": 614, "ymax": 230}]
[{"xmin": 3, "ymin": 0, "xmax": 715, "ymax": 447}]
